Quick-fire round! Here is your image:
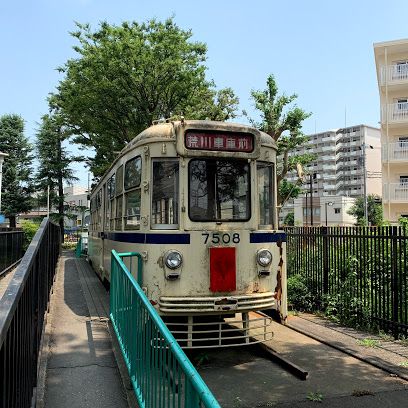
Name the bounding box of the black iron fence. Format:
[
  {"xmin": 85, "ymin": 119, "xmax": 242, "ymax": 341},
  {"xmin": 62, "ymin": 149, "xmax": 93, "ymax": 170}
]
[
  {"xmin": 0, "ymin": 231, "xmax": 24, "ymax": 276},
  {"xmin": 0, "ymin": 218, "xmax": 60, "ymax": 408},
  {"xmin": 286, "ymin": 226, "xmax": 408, "ymax": 338}
]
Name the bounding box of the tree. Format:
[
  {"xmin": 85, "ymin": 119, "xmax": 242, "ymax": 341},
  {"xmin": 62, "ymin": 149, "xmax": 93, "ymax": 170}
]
[
  {"xmin": 244, "ymin": 74, "xmax": 314, "ymax": 208},
  {"xmin": 0, "ymin": 115, "xmax": 33, "ymax": 227},
  {"xmin": 36, "ymin": 113, "xmax": 78, "ymax": 239},
  {"xmin": 347, "ymin": 195, "xmax": 383, "ymax": 226},
  {"xmin": 283, "ymin": 212, "xmax": 295, "ymax": 226},
  {"xmin": 51, "ymin": 18, "xmax": 238, "ymax": 177}
]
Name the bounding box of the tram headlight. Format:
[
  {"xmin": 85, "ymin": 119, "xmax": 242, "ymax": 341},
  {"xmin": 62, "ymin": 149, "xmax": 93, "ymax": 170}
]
[
  {"xmin": 164, "ymin": 250, "xmax": 183, "ymax": 270},
  {"xmin": 256, "ymin": 249, "xmax": 272, "ymax": 267}
]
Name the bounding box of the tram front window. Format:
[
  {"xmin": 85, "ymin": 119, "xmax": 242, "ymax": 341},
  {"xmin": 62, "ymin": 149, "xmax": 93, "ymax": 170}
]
[{"xmin": 189, "ymin": 159, "xmax": 250, "ymax": 222}]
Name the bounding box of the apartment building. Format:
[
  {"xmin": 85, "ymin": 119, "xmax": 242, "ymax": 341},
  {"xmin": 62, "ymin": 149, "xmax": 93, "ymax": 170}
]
[
  {"xmin": 374, "ymin": 39, "xmax": 408, "ymax": 222},
  {"xmin": 280, "ymin": 124, "xmax": 381, "ymax": 225},
  {"xmin": 64, "ymin": 185, "xmax": 90, "ymax": 228}
]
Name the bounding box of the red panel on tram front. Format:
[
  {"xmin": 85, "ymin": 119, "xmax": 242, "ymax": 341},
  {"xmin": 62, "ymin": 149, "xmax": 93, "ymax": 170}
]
[{"xmin": 209, "ymin": 247, "xmax": 236, "ymax": 292}]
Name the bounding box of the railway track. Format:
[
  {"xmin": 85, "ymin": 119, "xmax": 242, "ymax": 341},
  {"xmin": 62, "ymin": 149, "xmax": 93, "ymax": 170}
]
[{"xmin": 192, "ymin": 319, "xmax": 407, "ymax": 408}]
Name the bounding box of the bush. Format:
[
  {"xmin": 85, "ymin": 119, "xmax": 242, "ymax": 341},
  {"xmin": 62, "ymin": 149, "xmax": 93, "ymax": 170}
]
[
  {"xmin": 283, "ymin": 212, "xmax": 294, "ymax": 226},
  {"xmin": 287, "ymin": 274, "xmax": 313, "ymax": 311},
  {"xmin": 20, "ymin": 220, "xmax": 40, "ymax": 250},
  {"xmin": 61, "ymin": 241, "xmax": 77, "ymax": 250}
]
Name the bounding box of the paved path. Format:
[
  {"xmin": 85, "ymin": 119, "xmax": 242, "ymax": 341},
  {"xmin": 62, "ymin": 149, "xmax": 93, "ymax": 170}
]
[
  {"xmin": 0, "ymin": 267, "xmax": 17, "ymax": 299},
  {"xmin": 39, "ymin": 252, "xmax": 129, "ymax": 408}
]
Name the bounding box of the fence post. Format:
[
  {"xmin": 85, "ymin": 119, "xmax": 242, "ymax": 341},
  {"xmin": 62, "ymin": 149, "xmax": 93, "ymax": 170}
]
[
  {"xmin": 391, "ymin": 226, "xmax": 399, "ymax": 338},
  {"xmin": 322, "ymin": 226, "xmax": 329, "ymax": 295}
]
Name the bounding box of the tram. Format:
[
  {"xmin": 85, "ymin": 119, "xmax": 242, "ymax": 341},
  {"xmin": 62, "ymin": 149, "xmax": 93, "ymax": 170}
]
[{"xmin": 88, "ymin": 119, "xmax": 287, "ymax": 348}]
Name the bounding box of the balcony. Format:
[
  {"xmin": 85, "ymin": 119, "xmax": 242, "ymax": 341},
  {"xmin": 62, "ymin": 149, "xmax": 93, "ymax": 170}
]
[
  {"xmin": 381, "ymin": 102, "xmax": 408, "ymax": 126},
  {"xmin": 383, "ymin": 183, "xmax": 408, "ymax": 202},
  {"xmin": 382, "ymin": 142, "xmax": 408, "ymax": 162},
  {"xmin": 380, "ymin": 64, "xmax": 408, "ymax": 86}
]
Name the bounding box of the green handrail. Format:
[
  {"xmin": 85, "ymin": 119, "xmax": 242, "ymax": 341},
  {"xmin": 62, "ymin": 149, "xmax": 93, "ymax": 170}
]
[
  {"xmin": 75, "ymin": 237, "xmax": 82, "ymax": 258},
  {"xmin": 110, "ymin": 250, "xmax": 220, "ymax": 408}
]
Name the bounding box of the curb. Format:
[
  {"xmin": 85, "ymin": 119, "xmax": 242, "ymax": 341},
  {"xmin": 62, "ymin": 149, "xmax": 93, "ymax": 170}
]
[{"xmin": 107, "ymin": 320, "xmax": 139, "ymax": 408}]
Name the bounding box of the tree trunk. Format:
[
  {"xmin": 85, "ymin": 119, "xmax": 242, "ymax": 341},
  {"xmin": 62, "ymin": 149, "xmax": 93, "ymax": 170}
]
[{"xmin": 9, "ymin": 215, "xmax": 16, "ymax": 229}]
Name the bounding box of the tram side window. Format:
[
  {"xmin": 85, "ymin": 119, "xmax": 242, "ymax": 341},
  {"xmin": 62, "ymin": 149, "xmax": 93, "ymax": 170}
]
[
  {"xmin": 96, "ymin": 190, "xmax": 102, "ymax": 230},
  {"xmin": 152, "ymin": 160, "xmax": 179, "ymax": 229},
  {"xmin": 115, "ymin": 165, "xmax": 123, "ymax": 230},
  {"xmin": 257, "ymin": 163, "xmax": 275, "ymax": 229},
  {"xmin": 124, "ymin": 157, "xmax": 142, "ymax": 229},
  {"xmin": 105, "ymin": 175, "xmax": 115, "ymax": 230}
]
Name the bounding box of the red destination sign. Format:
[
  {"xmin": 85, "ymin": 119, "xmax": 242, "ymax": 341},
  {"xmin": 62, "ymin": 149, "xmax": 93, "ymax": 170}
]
[{"xmin": 185, "ymin": 131, "xmax": 254, "ymax": 153}]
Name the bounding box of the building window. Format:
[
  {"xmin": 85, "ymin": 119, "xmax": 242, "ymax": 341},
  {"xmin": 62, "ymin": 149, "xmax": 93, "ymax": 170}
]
[
  {"xmin": 334, "ymin": 208, "xmax": 341, "ymax": 214},
  {"xmin": 394, "ymin": 61, "xmax": 408, "ymax": 79},
  {"xmin": 400, "ymin": 176, "xmax": 408, "ymax": 185}
]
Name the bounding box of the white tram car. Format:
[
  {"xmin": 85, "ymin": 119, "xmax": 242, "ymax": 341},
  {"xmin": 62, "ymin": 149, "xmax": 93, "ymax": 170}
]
[{"xmin": 88, "ymin": 120, "xmax": 287, "ymax": 348}]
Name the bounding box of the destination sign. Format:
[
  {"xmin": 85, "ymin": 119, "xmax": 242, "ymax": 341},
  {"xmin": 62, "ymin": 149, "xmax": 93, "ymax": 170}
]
[{"xmin": 185, "ymin": 131, "xmax": 254, "ymax": 153}]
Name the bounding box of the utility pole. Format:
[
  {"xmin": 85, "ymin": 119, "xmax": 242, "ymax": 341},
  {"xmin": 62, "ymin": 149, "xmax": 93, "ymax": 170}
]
[
  {"xmin": 310, "ymin": 173, "xmax": 313, "ymax": 226},
  {"xmin": 362, "ymin": 143, "xmax": 368, "ymax": 225}
]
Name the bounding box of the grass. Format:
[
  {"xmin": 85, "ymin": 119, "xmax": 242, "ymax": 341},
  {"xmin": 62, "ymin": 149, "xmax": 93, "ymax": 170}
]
[
  {"xmin": 356, "ymin": 338, "xmax": 379, "ymax": 348},
  {"xmin": 398, "ymin": 361, "xmax": 408, "ymax": 367},
  {"xmin": 306, "ymin": 392, "xmax": 323, "ymax": 402},
  {"xmin": 398, "ymin": 337, "xmax": 408, "ymax": 347},
  {"xmin": 378, "ymin": 330, "xmax": 394, "ymax": 342}
]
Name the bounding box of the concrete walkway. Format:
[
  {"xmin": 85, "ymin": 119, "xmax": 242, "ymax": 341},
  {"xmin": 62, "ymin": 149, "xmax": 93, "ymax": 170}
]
[{"xmin": 38, "ymin": 252, "xmax": 129, "ymax": 408}]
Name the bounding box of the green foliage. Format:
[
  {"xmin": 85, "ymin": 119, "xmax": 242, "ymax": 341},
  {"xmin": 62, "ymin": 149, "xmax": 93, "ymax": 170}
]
[
  {"xmin": 61, "ymin": 241, "xmax": 77, "ymax": 250},
  {"xmin": 287, "ymin": 275, "xmax": 313, "ymax": 311},
  {"xmin": 279, "ymin": 180, "xmax": 302, "ymax": 208},
  {"xmin": 347, "ymin": 195, "xmax": 383, "ymax": 226},
  {"xmin": 283, "ymin": 212, "xmax": 295, "ymax": 226},
  {"xmin": 356, "ymin": 338, "xmax": 379, "ymax": 348},
  {"xmin": 20, "ymin": 219, "xmax": 40, "ymax": 249},
  {"xmin": 51, "ymin": 18, "xmax": 238, "ymax": 177},
  {"xmin": 36, "ymin": 113, "xmax": 78, "ymax": 199},
  {"xmin": 322, "ymin": 257, "xmax": 371, "ymax": 329},
  {"xmin": 287, "ymin": 226, "xmax": 408, "ymax": 336},
  {"xmin": 35, "ymin": 113, "xmax": 78, "ymax": 234},
  {"xmin": 244, "ymin": 74, "xmax": 314, "ymax": 207},
  {"xmin": 398, "ymin": 216, "xmax": 408, "ymax": 229},
  {"xmin": 306, "ymin": 392, "xmax": 323, "ymax": 402},
  {"xmin": 0, "ymin": 115, "xmax": 34, "ymax": 227}
]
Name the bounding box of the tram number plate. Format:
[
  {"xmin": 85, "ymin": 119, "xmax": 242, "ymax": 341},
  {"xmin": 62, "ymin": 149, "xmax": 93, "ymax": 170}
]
[{"xmin": 202, "ymin": 232, "xmax": 240, "ymax": 244}]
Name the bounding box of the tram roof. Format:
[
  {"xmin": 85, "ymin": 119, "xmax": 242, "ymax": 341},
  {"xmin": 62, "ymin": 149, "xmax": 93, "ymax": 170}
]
[
  {"xmin": 122, "ymin": 120, "xmax": 276, "ymax": 152},
  {"xmin": 92, "ymin": 120, "xmax": 276, "ymax": 192}
]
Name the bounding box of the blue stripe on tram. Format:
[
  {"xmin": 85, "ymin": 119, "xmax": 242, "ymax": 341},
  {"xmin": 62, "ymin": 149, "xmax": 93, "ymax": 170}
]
[
  {"xmin": 104, "ymin": 232, "xmax": 191, "ymax": 245},
  {"xmin": 249, "ymin": 232, "xmax": 286, "ymax": 243}
]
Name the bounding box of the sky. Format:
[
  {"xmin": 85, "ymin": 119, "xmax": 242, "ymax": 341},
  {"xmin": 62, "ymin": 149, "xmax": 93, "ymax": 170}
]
[{"xmin": 1, "ymin": 0, "xmax": 408, "ymax": 187}]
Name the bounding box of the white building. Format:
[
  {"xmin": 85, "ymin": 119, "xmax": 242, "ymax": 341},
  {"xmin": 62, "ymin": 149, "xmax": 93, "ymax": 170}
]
[
  {"xmin": 293, "ymin": 196, "xmax": 356, "ymax": 226},
  {"xmin": 374, "ymin": 39, "xmax": 408, "ymax": 223},
  {"xmin": 64, "ymin": 185, "xmax": 90, "ymax": 229},
  {"xmin": 280, "ymin": 124, "xmax": 381, "ymax": 226}
]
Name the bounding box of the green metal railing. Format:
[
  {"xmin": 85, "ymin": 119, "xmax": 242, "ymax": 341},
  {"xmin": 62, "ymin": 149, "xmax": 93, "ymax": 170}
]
[
  {"xmin": 75, "ymin": 237, "xmax": 82, "ymax": 258},
  {"xmin": 110, "ymin": 250, "xmax": 220, "ymax": 408}
]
